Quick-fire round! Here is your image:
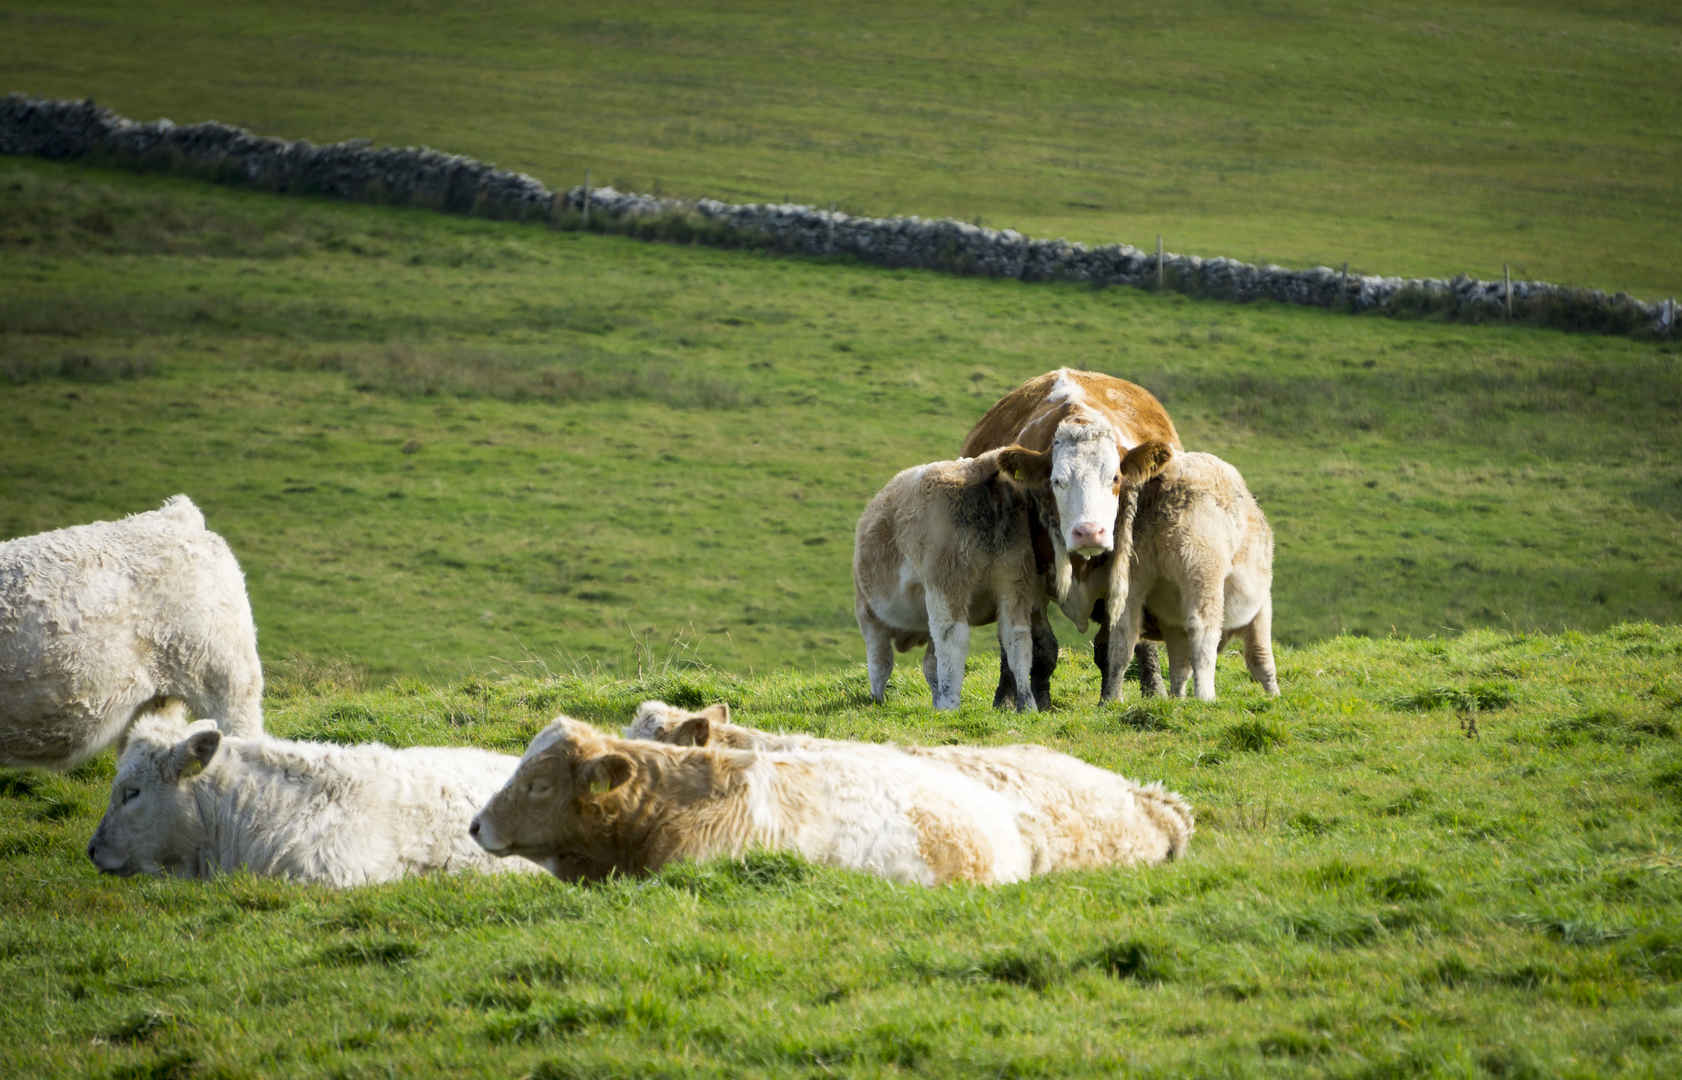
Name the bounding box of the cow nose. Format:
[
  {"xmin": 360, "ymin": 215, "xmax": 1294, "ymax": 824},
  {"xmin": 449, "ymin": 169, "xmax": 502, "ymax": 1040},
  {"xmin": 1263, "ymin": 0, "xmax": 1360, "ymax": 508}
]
[
  {"xmin": 468, "ymin": 817, "xmax": 480, "ymax": 838},
  {"xmin": 1070, "ymin": 522, "xmax": 1111, "ymax": 550}
]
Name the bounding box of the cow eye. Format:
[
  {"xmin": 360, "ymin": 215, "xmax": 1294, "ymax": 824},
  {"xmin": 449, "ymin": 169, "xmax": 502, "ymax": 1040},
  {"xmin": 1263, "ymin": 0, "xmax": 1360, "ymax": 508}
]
[
  {"xmin": 1052, "ymin": 476, "xmax": 1069, "ymax": 489},
  {"xmin": 121, "ymin": 787, "xmax": 141, "ymax": 805}
]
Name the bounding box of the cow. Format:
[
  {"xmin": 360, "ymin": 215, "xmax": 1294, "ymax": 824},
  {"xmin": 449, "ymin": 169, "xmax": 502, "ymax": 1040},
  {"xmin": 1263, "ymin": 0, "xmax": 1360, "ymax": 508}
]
[
  {"xmin": 853, "ymin": 444, "xmax": 1057, "ymax": 711},
  {"xmin": 87, "ymin": 700, "xmax": 542, "ymax": 886},
  {"xmin": 470, "ymin": 714, "xmax": 1036, "ymax": 886},
  {"xmin": 963, "ymin": 368, "xmax": 1183, "ymax": 704},
  {"xmin": 1103, "ymin": 442, "xmax": 1279, "ymax": 701},
  {"xmin": 1, "ymin": 495, "xmax": 264, "ymax": 769},
  {"xmin": 626, "ymin": 699, "xmax": 1194, "ymax": 871}
]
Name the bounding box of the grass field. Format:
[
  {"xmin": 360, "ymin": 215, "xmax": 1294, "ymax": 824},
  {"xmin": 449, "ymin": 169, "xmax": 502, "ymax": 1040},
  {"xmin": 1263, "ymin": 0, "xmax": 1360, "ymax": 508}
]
[
  {"xmin": 4, "ymin": 626, "xmax": 1682, "ymax": 1076},
  {"xmin": 3, "ymin": 1, "xmax": 1681, "ymax": 1075},
  {"xmin": 3, "ymin": 0, "xmax": 1679, "ymax": 302}
]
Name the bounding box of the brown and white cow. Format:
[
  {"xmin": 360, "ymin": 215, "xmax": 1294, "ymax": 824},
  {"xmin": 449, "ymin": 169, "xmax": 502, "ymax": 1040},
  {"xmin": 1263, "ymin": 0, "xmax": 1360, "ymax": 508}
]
[
  {"xmin": 1104, "ymin": 443, "xmax": 1279, "ymax": 701},
  {"xmin": 627, "ymin": 700, "xmax": 1195, "ymax": 871},
  {"xmin": 469, "ymin": 715, "xmax": 1035, "ymax": 886},
  {"xmin": 853, "ymin": 444, "xmax": 1056, "ymax": 711},
  {"xmin": 963, "ymin": 368, "xmax": 1183, "ymax": 702}
]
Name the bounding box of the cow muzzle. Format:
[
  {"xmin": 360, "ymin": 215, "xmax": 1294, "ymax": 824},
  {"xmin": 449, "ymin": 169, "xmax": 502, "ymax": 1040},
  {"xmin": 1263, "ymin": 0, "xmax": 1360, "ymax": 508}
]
[{"xmin": 1068, "ymin": 521, "xmax": 1112, "ymax": 555}]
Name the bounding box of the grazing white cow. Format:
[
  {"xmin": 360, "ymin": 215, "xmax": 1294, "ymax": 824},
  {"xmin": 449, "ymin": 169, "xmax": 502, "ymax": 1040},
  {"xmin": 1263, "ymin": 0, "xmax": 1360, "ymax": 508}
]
[
  {"xmin": 1, "ymin": 495, "xmax": 263, "ymax": 769},
  {"xmin": 471, "ymin": 714, "xmax": 1035, "ymax": 886},
  {"xmin": 1104, "ymin": 442, "xmax": 1279, "ymax": 701},
  {"xmin": 627, "ymin": 700, "xmax": 1194, "ymax": 871},
  {"xmin": 87, "ymin": 701, "xmax": 541, "ymax": 886},
  {"xmin": 853, "ymin": 444, "xmax": 1056, "ymax": 711},
  {"xmin": 963, "ymin": 368, "xmax": 1184, "ymax": 703}
]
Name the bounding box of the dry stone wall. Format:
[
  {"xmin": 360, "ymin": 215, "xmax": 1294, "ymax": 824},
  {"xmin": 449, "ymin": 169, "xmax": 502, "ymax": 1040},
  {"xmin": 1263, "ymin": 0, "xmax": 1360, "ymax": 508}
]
[{"xmin": 4, "ymin": 93, "xmax": 1674, "ymax": 339}]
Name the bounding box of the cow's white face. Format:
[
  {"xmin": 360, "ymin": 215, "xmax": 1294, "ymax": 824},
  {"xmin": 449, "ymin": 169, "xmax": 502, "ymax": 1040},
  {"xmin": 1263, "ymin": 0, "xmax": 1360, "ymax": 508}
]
[
  {"xmin": 87, "ymin": 720, "xmax": 219, "ymax": 878},
  {"xmin": 1049, "ymin": 419, "xmax": 1123, "ymax": 556}
]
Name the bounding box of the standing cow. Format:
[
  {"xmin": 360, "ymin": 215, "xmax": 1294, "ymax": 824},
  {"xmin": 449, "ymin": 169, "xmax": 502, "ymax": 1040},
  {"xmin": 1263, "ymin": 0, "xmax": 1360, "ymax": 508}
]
[
  {"xmin": 963, "ymin": 369, "xmax": 1183, "ymax": 704},
  {"xmin": 1104, "ymin": 442, "xmax": 1279, "ymax": 701},
  {"xmin": 1, "ymin": 495, "xmax": 264, "ymax": 769},
  {"xmin": 853, "ymin": 444, "xmax": 1056, "ymax": 711}
]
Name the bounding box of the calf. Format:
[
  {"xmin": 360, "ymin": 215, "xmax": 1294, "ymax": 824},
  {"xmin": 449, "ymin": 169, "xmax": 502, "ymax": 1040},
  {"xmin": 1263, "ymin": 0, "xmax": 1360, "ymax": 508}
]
[
  {"xmin": 471, "ymin": 714, "xmax": 1035, "ymax": 886},
  {"xmin": 1, "ymin": 495, "xmax": 263, "ymax": 769},
  {"xmin": 1105, "ymin": 443, "xmax": 1279, "ymax": 701},
  {"xmin": 853, "ymin": 445, "xmax": 1056, "ymax": 711},
  {"xmin": 627, "ymin": 700, "xmax": 1194, "ymax": 870},
  {"xmin": 87, "ymin": 701, "xmax": 540, "ymax": 886}
]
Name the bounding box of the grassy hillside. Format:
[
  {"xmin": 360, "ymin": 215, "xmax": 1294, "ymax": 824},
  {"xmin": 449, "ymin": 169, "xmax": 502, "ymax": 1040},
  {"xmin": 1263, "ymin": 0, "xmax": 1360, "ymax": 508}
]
[
  {"xmin": 4, "ymin": 159, "xmax": 1680, "ymax": 683},
  {"xmin": 3, "ymin": 0, "xmax": 1678, "ymax": 302},
  {"xmin": 3, "ymin": 626, "xmax": 1680, "ymax": 1076}
]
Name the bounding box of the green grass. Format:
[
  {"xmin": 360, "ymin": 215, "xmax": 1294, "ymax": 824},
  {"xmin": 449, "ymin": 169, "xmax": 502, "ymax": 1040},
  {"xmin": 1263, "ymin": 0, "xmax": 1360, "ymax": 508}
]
[
  {"xmin": 2, "ymin": 5, "xmax": 1680, "ymax": 1073},
  {"xmin": 3, "ymin": 0, "xmax": 1679, "ymax": 302},
  {"xmin": 4, "ymin": 158, "xmax": 1680, "ymax": 683},
  {"xmin": 3, "ymin": 625, "xmax": 1681, "ymax": 1076}
]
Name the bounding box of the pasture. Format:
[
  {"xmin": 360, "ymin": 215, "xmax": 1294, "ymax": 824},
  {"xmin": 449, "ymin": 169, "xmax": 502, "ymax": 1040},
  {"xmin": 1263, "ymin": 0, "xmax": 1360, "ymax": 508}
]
[{"xmin": 3, "ymin": 0, "xmax": 1681, "ymax": 1074}]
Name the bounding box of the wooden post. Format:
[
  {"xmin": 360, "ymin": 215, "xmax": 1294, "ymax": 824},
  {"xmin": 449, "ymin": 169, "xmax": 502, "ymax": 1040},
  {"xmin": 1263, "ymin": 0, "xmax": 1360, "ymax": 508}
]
[
  {"xmin": 1156, "ymin": 234, "xmax": 1164, "ymax": 290},
  {"xmin": 1504, "ymin": 263, "xmax": 1512, "ymax": 319},
  {"xmin": 582, "ymin": 169, "xmax": 591, "ymax": 229}
]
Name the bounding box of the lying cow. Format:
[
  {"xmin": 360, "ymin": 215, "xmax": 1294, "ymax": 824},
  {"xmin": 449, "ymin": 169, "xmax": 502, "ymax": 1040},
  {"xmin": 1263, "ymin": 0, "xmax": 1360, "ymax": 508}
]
[
  {"xmin": 87, "ymin": 701, "xmax": 541, "ymax": 886},
  {"xmin": 853, "ymin": 444, "xmax": 1056, "ymax": 711},
  {"xmin": 1103, "ymin": 443, "xmax": 1279, "ymax": 701},
  {"xmin": 1, "ymin": 495, "xmax": 264, "ymax": 769},
  {"xmin": 964, "ymin": 368, "xmax": 1184, "ymax": 703},
  {"xmin": 627, "ymin": 700, "xmax": 1194, "ymax": 871},
  {"xmin": 471, "ymin": 714, "xmax": 1035, "ymax": 886}
]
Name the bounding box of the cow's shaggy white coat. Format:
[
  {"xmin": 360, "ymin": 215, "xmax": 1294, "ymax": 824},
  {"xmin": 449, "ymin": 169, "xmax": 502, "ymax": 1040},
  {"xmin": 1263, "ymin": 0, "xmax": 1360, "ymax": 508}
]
[
  {"xmin": 471, "ymin": 714, "xmax": 1036, "ymax": 887},
  {"xmin": 1105, "ymin": 444, "xmax": 1279, "ymax": 701},
  {"xmin": 87, "ymin": 701, "xmax": 540, "ymax": 886},
  {"xmin": 627, "ymin": 700, "xmax": 1194, "ymax": 871},
  {"xmin": 1, "ymin": 495, "xmax": 263, "ymax": 768}
]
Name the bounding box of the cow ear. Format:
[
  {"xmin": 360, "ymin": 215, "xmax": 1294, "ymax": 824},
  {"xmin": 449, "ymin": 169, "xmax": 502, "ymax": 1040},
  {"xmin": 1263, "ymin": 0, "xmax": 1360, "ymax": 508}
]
[
  {"xmin": 702, "ymin": 702, "xmax": 731, "ymax": 724},
  {"xmin": 578, "ymin": 753, "xmax": 634, "ymax": 798},
  {"xmin": 1121, "ymin": 441, "xmax": 1175, "ymax": 486},
  {"xmin": 997, "ymin": 445, "xmax": 1052, "ymax": 486},
  {"xmin": 169, "ymin": 725, "xmax": 222, "ymax": 783},
  {"xmin": 673, "ymin": 715, "xmax": 711, "ymax": 747}
]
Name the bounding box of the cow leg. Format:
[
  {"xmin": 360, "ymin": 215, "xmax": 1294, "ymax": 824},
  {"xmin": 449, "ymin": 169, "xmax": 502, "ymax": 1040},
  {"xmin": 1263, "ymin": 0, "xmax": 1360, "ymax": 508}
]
[
  {"xmin": 991, "ymin": 650, "xmax": 1016, "ymax": 710},
  {"xmin": 1184, "ymin": 586, "xmax": 1224, "ymax": 702},
  {"xmin": 924, "ymin": 595, "xmax": 970, "ymax": 711},
  {"xmin": 1242, "ymin": 594, "xmax": 1280, "ymax": 696},
  {"xmin": 1029, "ymin": 607, "xmax": 1058, "ymax": 711},
  {"xmin": 1160, "ymin": 627, "xmax": 1193, "ymax": 698},
  {"xmin": 996, "ymin": 597, "xmax": 1038, "ymax": 714},
  {"xmin": 1100, "ymin": 593, "xmax": 1148, "ymax": 705},
  {"xmin": 857, "ymin": 602, "xmax": 896, "ymax": 704},
  {"xmin": 921, "ymin": 646, "xmax": 940, "ymax": 695},
  {"xmin": 1135, "ymin": 643, "xmax": 1166, "ymax": 697},
  {"xmin": 1093, "ymin": 599, "xmax": 1116, "ymax": 700}
]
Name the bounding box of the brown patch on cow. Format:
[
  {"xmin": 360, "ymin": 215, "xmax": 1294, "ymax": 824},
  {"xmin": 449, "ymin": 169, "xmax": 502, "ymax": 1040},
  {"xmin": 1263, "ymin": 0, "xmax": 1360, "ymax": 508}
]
[
  {"xmin": 906, "ymin": 805, "xmax": 992, "ymax": 884},
  {"xmin": 963, "ymin": 369, "xmax": 1181, "ymax": 457}
]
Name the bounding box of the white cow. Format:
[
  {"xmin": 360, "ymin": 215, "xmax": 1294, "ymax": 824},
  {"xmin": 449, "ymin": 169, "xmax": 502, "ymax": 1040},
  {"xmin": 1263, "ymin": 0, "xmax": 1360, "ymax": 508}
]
[
  {"xmin": 853, "ymin": 444, "xmax": 1056, "ymax": 711},
  {"xmin": 627, "ymin": 700, "xmax": 1194, "ymax": 871},
  {"xmin": 471, "ymin": 714, "xmax": 1035, "ymax": 886},
  {"xmin": 87, "ymin": 701, "xmax": 541, "ymax": 886},
  {"xmin": 1, "ymin": 495, "xmax": 263, "ymax": 769},
  {"xmin": 1105, "ymin": 443, "xmax": 1279, "ymax": 701}
]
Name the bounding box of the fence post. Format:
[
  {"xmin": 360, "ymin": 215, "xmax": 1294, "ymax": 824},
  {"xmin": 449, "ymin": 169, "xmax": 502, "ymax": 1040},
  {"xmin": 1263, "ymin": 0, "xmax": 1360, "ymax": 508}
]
[
  {"xmin": 582, "ymin": 169, "xmax": 591, "ymax": 230},
  {"xmin": 1156, "ymin": 234, "xmax": 1164, "ymax": 290}
]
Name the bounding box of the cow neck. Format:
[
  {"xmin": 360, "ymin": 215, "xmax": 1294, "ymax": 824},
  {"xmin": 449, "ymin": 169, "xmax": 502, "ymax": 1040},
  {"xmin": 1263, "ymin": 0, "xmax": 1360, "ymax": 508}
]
[{"xmin": 188, "ymin": 767, "xmax": 228, "ymax": 878}]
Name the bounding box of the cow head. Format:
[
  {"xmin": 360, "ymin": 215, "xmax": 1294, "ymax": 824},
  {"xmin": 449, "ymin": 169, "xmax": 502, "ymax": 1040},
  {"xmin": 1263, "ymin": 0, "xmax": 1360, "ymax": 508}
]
[
  {"xmin": 88, "ymin": 711, "xmax": 221, "ymax": 878},
  {"xmin": 470, "ymin": 716, "xmax": 638, "ymax": 878},
  {"xmin": 1048, "ymin": 418, "xmax": 1124, "ymax": 556},
  {"xmin": 624, "ymin": 700, "xmax": 729, "ymax": 747}
]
